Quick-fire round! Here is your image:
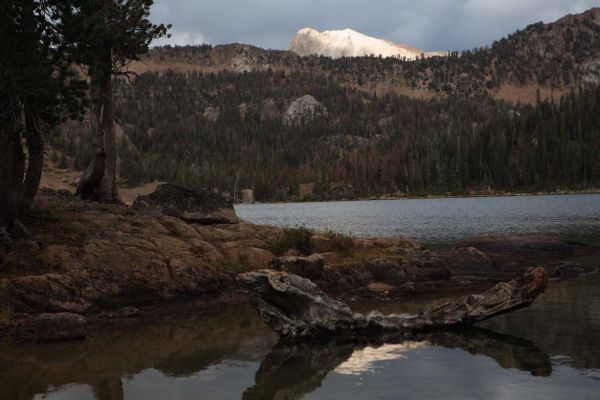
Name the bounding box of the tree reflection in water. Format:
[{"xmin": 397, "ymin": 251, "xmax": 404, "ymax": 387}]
[
  {"xmin": 0, "ymin": 308, "xmax": 551, "ymax": 400},
  {"xmin": 243, "ymin": 327, "xmax": 551, "ymax": 400}
]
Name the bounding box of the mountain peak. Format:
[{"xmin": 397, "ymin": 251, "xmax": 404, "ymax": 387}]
[{"xmin": 288, "ymin": 27, "xmax": 447, "ymax": 60}]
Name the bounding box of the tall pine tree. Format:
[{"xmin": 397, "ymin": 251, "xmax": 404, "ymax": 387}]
[{"xmin": 62, "ymin": 0, "xmax": 169, "ymax": 202}]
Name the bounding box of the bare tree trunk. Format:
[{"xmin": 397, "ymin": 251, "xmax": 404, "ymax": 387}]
[
  {"xmin": 96, "ymin": 69, "xmax": 120, "ymax": 203},
  {"xmin": 240, "ymin": 267, "xmax": 548, "ymax": 341},
  {"xmin": 76, "ymin": 49, "xmax": 120, "ymax": 203},
  {"xmin": 0, "ymin": 130, "xmax": 26, "ymax": 229},
  {"xmin": 76, "ymin": 80, "xmax": 106, "ymax": 200},
  {"xmin": 20, "ymin": 113, "xmax": 44, "ymax": 211}
]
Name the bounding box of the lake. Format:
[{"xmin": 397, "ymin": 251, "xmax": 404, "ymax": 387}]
[
  {"xmin": 3, "ymin": 194, "xmax": 600, "ymax": 399},
  {"xmin": 3, "ymin": 275, "xmax": 599, "ymax": 400},
  {"xmin": 236, "ymin": 194, "xmax": 600, "ymax": 246}
]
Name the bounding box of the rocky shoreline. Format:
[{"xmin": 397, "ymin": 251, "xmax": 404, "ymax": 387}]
[{"xmin": 0, "ymin": 185, "xmax": 596, "ymax": 341}]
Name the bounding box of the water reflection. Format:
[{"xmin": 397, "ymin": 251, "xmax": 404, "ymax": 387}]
[
  {"xmin": 2, "ymin": 275, "xmax": 600, "ymax": 399},
  {"xmin": 0, "ymin": 310, "xmax": 554, "ymax": 400},
  {"xmin": 334, "ymin": 342, "xmax": 427, "ymax": 375},
  {"xmin": 243, "ymin": 328, "xmax": 552, "ymax": 400},
  {"xmin": 479, "ymin": 274, "xmax": 600, "ymax": 371},
  {"xmin": 0, "ymin": 305, "xmax": 276, "ymax": 400}
]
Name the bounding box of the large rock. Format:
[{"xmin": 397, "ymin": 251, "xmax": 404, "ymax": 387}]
[
  {"xmin": 283, "ymin": 95, "xmax": 327, "ymax": 125},
  {"xmin": 203, "ymin": 106, "xmax": 220, "ymax": 122},
  {"xmin": 581, "ymin": 57, "xmax": 600, "ymax": 88},
  {"xmin": 133, "ymin": 183, "xmax": 240, "ymax": 225}
]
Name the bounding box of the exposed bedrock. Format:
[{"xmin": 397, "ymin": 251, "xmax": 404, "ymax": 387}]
[
  {"xmin": 269, "ymin": 251, "xmax": 451, "ymax": 295},
  {"xmin": 455, "ymin": 235, "xmax": 587, "ymax": 258},
  {"xmin": 239, "ymin": 267, "xmax": 548, "ymax": 341},
  {"xmin": 438, "ymin": 235, "xmax": 595, "ymax": 279}
]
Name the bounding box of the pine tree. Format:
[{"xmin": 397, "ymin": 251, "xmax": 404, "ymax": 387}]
[
  {"xmin": 0, "ymin": 0, "xmax": 87, "ymax": 230},
  {"xmin": 61, "ymin": 0, "xmax": 170, "ymax": 202}
]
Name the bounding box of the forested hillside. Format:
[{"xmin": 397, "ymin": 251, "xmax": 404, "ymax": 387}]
[
  {"xmin": 130, "ymin": 8, "xmax": 600, "ymax": 100},
  {"xmin": 50, "ymin": 8, "xmax": 600, "ymax": 201}
]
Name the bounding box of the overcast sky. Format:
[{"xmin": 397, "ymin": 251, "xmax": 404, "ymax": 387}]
[{"xmin": 150, "ymin": 0, "xmax": 599, "ymax": 51}]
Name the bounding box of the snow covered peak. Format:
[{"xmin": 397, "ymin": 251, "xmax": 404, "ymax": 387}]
[{"xmin": 289, "ymin": 27, "xmax": 447, "ymax": 60}]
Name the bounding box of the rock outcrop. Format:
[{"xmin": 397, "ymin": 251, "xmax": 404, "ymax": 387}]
[
  {"xmin": 133, "ymin": 183, "xmax": 240, "ymax": 224},
  {"xmin": 239, "ymin": 267, "xmax": 548, "ymax": 341},
  {"xmin": 283, "ymin": 95, "xmax": 327, "ymax": 125},
  {"xmin": 203, "ymin": 106, "xmax": 220, "ymax": 122},
  {"xmin": 439, "ymin": 235, "xmax": 595, "ymax": 279},
  {"xmin": 454, "ymin": 235, "xmax": 585, "ymax": 258},
  {"xmin": 0, "ymin": 191, "xmax": 282, "ymax": 334},
  {"xmin": 326, "ymin": 255, "xmax": 450, "ymax": 294},
  {"xmin": 230, "ymin": 47, "xmax": 270, "ymax": 73},
  {"xmin": 581, "ymin": 57, "xmax": 600, "ymax": 88}
]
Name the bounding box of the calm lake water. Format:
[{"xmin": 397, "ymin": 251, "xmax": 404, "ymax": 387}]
[
  {"xmin": 236, "ymin": 194, "xmax": 600, "ymax": 246},
  {"xmin": 3, "ymin": 194, "xmax": 600, "ymax": 399},
  {"xmin": 3, "ymin": 275, "xmax": 599, "ymax": 400}
]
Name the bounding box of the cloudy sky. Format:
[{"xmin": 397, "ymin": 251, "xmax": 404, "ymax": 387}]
[{"xmin": 151, "ymin": 0, "xmax": 599, "ymax": 51}]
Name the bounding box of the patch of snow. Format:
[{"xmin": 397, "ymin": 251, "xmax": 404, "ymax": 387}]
[{"xmin": 289, "ymin": 28, "xmax": 447, "ymax": 60}]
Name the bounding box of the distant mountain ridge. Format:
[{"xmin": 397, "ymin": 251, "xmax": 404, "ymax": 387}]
[
  {"xmin": 288, "ymin": 27, "xmax": 447, "ymax": 60},
  {"xmin": 51, "ymin": 8, "xmax": 600, "ymax": 203},
  {"xmin": 132, "ymin": 8, "xmax": 600, "ymax": 103}
]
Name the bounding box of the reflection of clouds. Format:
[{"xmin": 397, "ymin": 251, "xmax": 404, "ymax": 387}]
[{"xmin": 334, "ymin": 342, "xmax": 428, "ymax": 375}]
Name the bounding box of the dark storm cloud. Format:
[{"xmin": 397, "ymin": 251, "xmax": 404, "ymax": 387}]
[{"xmin": 151, "ymin": 0, "xmax": 599, "ymax": 51}]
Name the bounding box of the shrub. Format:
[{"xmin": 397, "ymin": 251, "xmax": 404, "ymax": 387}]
[
  {"xmin": 216, "ymin": 254, "xmax": 252, "ymax": 274},
  {"xmin": 269, "ymin": 226, "xmax": 314, "ymax": 255},
  {"xmin": 323, "ymin": 230, "xmax": 354, "ymax": 251}
]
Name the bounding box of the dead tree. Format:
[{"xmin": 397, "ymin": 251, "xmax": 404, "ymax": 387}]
[{"xmin": 239, "ymin": 267, "xmax": 548, "ymax": 341}]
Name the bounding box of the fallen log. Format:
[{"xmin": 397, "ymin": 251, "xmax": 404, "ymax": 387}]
[{"xmin": 238, "ymin": 267, "xmax": 548, "ymax": 341}]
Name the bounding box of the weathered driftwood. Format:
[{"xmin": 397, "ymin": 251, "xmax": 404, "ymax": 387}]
[{"xmin": 239, "ymin": 267, "xmax": 548, "ymax": 341}]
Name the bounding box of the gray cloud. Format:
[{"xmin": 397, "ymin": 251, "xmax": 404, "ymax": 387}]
[{"xmin": 151, "ymin": 0, "xmax": 599, "ymax": 51}]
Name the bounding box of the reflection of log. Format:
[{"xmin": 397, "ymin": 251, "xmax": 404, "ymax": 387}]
[
  {"xmin": 239, "ymin": 267, "xmax": 548, "ymax": 341},
  {"xmin": 420, "ymin": 328, "xmax": 552, "ymax": 377},
  {"xmin": 243, "ymin": 328, "xmax": 551, "ymax": 400},
  {"xmin": 92, "ymin": 377, "xmax": 124, "ymax": 400},
  {"xmin": 243, "ymin": 341, "xmax": 356, "ymax": 400}
]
